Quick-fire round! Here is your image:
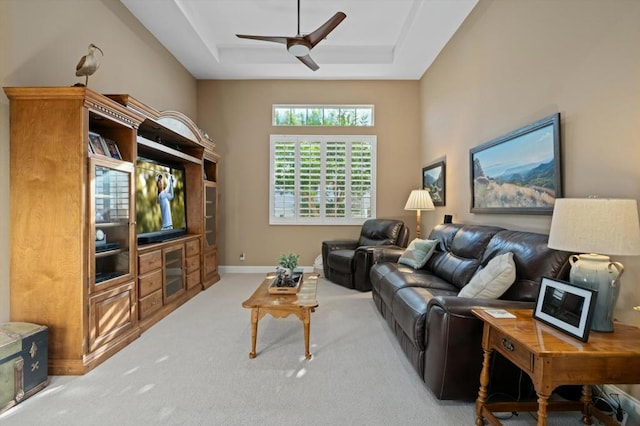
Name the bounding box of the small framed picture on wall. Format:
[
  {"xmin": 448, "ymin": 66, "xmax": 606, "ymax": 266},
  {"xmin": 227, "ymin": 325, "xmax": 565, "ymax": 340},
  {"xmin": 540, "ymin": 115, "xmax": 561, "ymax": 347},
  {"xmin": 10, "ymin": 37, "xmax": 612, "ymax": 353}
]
[{"xmin": 422, "ymin": 160, "xmax": 446, "ymax": 206}]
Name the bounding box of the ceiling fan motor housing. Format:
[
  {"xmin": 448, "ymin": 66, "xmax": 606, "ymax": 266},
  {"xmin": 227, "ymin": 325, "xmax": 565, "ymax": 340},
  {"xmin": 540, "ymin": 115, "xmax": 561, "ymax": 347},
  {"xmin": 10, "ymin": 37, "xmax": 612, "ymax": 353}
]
[{"xmin": 287, "ymin": 39, "xmax": 311, "ymax": 57}]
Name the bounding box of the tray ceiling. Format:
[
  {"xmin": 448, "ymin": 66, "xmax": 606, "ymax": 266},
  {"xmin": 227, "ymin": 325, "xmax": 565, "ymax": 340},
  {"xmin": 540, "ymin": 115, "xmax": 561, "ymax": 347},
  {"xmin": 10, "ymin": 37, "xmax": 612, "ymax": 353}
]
[{"xmin": 121, "ymin": 0, "xmax": 478, "ymax": 80}]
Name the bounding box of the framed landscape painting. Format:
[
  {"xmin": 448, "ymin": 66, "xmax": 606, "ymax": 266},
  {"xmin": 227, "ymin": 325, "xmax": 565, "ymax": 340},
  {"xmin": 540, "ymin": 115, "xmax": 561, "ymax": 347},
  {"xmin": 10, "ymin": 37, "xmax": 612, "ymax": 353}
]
[
  {"xmin": 422, "ymin": 160, "xmax": 445, "ymax": 206},
  {"xmin": 470, "ymin": 113, "xmax": 561, "ymax": 214}
]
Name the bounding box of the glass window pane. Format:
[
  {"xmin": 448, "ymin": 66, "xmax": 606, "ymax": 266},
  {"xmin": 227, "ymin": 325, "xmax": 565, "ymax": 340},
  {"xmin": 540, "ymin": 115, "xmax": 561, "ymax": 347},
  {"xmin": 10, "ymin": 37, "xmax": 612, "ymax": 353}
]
[
  {"xmin": 307, "ymin": 108, "xmax": 322, "ymax": 125},
  {"xmin": 274, "ymin": 107, "xmax": 291, "ymax": 125},
  {"xmin": 323, "ymin": 108, "xmax": 339, "ymax": 126},
  {"xmin": 292, "ymin": 108, "xmax": 307, "ymax": 125},
  {"xmin": 356, "ymin": 108, "xmax": 373, "ymax": 126},
  {"xmin": 338, "ymin": 108, "xmax": 356, "ymax": 126}
]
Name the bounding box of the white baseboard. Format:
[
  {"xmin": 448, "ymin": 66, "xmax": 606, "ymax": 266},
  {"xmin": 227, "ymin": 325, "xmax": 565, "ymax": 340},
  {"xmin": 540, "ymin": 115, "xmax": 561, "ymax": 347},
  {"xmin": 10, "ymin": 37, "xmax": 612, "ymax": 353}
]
[
  {"xmin": 600, "ymin": 385, "xmax": 640, "ymax": 426},
  {"xmin": 219, "ymin": 265, "xmax": 316, "ymax": 274}
]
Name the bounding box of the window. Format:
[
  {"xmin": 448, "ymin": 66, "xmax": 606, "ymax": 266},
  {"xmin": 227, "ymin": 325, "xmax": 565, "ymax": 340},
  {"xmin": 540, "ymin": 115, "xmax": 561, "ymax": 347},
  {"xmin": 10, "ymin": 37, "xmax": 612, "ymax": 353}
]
[
  {"xmin": 273, "ymin": 105, "xmax": 374, "ymax": 126},
  {"xmin": 270, "ymin": 135, "xmax": 376, "ymax": 225}
]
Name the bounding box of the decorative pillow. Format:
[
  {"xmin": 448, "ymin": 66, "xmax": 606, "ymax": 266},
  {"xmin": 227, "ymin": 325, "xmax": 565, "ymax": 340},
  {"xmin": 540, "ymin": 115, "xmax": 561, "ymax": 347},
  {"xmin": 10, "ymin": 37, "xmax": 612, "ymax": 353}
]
[
  {"xmin": 458, "ymin": 252, "xmax": 516, "ymax": 299},
  {"xmin": 397, "ymin": 238, "xmax": 438, "ymax": 269}
]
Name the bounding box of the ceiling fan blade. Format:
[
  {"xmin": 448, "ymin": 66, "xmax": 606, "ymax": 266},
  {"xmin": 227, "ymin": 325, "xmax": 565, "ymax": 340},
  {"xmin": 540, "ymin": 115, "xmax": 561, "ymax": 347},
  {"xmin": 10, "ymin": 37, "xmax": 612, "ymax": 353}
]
[
  {"xmin": 305, "ymin": 12, "xmax": 346, "ymax": 47},
  {"xmin": 236, "ymin": 34, "xmax": 289, "ymax": 45},
  {"xmin": 297, "ymin": 55, "xmax": 319, "ymax": 71}
]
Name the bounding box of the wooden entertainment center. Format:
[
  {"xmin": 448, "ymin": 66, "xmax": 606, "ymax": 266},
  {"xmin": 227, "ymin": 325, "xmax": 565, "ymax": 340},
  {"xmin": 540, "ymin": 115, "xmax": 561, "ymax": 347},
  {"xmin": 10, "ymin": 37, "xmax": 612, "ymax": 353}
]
[{"xmin": 4, "ymin": 87, "xmax": 220, "ymax": 375}]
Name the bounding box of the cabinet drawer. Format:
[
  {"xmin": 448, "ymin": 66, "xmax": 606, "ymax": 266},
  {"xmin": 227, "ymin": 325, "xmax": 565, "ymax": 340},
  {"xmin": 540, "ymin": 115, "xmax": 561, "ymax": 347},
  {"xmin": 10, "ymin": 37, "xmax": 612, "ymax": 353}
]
[
  {"xmin": 488, "ymin": 328, "xmax": 533, "ymax": 373},
  {"xmin": 185, "ymin": 239, "xmax": 200, "ymax": 257},
  {"xmin": 185, "ymin": 255, "xmax": 199, "ymax": 274},
  {"xmin": 138, "ymin": 250, "xmax": 162, "ymax": 275},
  {"xmin": 139, "ymin": 290, "xmax": 162, "ymax": 318},
  {"xmin": 186, "ymin": 270, "xmax": 200, "ymax": 290},
  {"xmin": 139, "ymin": 269, "xmax": 162, "ymax": 298}
]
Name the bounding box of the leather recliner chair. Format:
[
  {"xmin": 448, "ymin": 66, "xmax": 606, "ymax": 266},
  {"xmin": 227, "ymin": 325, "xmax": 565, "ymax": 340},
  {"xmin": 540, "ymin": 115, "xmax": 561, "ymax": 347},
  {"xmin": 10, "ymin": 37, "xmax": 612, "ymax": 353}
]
[{"xmin": 322, "ymin": 219, "xmax": 410, "ymax": 291}]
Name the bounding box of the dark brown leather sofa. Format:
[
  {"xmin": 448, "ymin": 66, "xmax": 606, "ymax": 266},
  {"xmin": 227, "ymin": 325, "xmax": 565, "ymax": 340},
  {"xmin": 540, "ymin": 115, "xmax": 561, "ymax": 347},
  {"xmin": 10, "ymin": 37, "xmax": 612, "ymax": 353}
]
[
  {"xmin": 370, "ymin": 223, "xmax": 572, "ymax": 400},
  {"xmin": 322, "ymin": 219, "xmax": 410, "ymax": 291}
]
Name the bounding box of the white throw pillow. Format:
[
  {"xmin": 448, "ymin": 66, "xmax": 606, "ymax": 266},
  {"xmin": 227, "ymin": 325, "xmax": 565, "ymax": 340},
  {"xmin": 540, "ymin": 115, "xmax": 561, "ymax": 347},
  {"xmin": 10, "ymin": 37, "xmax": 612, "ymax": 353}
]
[
  {"xmin": 458, "ymin": 252, "xmax": 516, "ymax": 299},
  {"xmin": 397, "ymin": 238, "xmax": 438, "ymax": 269}
]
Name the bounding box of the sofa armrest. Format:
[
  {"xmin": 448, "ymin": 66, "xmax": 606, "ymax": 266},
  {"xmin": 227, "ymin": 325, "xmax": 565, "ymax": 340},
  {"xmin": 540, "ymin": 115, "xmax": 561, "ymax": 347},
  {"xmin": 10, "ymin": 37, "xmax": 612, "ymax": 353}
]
[
  {"xmin": 427, "ymin": 296, "xmax": 535, "ymax": 318},
  {"xmin": 352, "ymin": 245, "xmax": 403, "ymax": 291},
  {"xmin": 370, "ymin": 246, "xmax": 406, "ymax": 264},
  {"xmin": 423, "ymin": 296, "xmax": 535, "ymax": 400}
]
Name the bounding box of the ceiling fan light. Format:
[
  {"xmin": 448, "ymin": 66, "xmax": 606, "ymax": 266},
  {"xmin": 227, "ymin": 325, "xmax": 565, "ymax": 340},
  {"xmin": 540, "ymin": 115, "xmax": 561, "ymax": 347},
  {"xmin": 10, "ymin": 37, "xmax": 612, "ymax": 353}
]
[{"xmin": 287, "ymin": 41, "xmax": 310, "ymax": 57}]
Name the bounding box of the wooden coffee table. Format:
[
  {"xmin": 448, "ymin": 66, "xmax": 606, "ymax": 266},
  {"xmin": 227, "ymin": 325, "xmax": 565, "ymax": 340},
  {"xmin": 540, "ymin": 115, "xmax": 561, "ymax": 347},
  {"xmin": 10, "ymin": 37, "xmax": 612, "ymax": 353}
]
[{"xmin": 241, "ymin": 273, "xmax": 319, "ymax": 359}]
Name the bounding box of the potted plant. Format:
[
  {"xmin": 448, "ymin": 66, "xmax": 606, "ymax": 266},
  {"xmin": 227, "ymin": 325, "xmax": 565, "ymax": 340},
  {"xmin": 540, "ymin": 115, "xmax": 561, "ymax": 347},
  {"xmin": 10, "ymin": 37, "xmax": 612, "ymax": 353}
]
[{"xmin": 276, "ymin": 253, "xmax": 300, "ymax": 287}]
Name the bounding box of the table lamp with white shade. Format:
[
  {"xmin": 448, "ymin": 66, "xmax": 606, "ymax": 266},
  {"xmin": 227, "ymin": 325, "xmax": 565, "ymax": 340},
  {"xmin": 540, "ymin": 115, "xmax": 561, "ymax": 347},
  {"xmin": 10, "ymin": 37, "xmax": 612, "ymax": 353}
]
[
  {"xmin": 547, "ymin": 198, "xmax": 640, "ymax": 332},
  {"xmin": 404, "ymin": 189, "xmax": 435, "ymax": 239}
]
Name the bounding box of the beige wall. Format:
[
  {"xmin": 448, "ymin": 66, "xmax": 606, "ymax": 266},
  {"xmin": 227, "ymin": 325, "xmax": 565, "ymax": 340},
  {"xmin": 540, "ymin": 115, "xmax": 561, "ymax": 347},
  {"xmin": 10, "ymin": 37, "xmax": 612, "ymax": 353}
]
[
  {"xmin": 0, "ymin": 0, "xmax": 198, "ymax": 322},
  {"xmin": 420, "ymin": 0, "xmax": 640, "ymax": 397},
  {"xmin": 197, "ymin": 80, "xmax": 422, "ymax": 268}
]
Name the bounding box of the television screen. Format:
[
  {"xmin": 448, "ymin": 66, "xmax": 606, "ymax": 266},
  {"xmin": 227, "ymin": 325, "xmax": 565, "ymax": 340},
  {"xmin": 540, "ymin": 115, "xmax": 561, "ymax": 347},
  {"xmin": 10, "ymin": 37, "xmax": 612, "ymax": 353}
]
[{"xmin": 135, "ymin": 158, "xmax": 187, "ymax": 243}]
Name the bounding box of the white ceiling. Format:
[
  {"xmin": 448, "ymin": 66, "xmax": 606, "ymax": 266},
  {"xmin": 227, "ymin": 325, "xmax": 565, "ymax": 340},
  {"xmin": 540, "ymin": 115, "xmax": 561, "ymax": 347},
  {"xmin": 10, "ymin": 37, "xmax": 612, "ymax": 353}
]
[{"xmin": 120, "ymin": 0, "xmax": 478, "ymax": 80}]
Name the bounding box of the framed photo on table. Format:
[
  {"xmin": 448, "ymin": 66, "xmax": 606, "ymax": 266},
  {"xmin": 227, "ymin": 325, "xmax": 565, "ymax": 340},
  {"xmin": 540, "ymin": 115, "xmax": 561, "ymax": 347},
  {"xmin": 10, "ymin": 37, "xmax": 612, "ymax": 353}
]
[
  {"xmin": 422, "ymin": 160, "xmax": 446, "ymax": 206},
  {"xmin": 533, "ymin": 276, "xmax": 597, "ymax": 342}
]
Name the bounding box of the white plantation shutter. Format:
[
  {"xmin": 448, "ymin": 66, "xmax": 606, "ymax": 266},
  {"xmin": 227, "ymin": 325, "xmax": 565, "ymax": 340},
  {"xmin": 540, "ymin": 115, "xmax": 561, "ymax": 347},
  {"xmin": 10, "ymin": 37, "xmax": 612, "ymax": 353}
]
[
  {"xmin": 299, "ymin": 140, "xmax": 321, "ymax": 218},
  {"xmin": 272, "ymin": 139, "xmax": 296, "ymax": 219},
  {"xmin": 350, "ymin": 141, "xmax": 373, "ymax": 219},
  {"xmin": 324, "ymin": 141, "xmax": 346, "ymax": 219},
  {"xmin": 270, "ymin": 135, "xmax": 376, "ymax": 225}
]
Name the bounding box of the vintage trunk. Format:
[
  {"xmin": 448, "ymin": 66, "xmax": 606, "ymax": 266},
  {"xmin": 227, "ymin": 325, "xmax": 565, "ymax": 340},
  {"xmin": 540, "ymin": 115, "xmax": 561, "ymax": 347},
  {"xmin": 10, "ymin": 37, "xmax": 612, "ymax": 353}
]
[{"xmin": 0, "ymin": 322, "xmax": 49, "ymax": 413}]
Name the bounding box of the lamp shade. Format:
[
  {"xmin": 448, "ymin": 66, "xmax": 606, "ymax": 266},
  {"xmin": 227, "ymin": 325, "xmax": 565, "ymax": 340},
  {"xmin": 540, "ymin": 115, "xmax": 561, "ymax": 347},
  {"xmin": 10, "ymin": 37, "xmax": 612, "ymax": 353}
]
[
  {"xmin": 404, "ymin": 189, "xmax": 435, "ymax": 211},
  {"xmin": 548, "ymin": 198, "xmax": 640, "ymax": 256}
]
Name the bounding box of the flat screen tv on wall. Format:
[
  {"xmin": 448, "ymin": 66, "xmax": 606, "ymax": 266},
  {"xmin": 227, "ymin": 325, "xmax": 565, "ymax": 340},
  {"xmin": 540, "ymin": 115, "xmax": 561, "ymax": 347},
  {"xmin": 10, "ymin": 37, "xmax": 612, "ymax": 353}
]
[{"xmin": 135, "ymin": 157, "xmax": 187, "ymax": 244}]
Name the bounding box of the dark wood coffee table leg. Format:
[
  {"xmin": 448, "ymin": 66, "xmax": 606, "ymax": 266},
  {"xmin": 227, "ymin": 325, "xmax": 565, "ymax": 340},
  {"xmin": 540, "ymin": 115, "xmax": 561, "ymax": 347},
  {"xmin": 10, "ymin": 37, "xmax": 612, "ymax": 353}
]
[
  {"xmin": 580, "ymin": 385, "xmax": 594, "ymax": 425},
  {"xmin": 249, "ymin": 308, "xmax": 259, "ymax": 359}
]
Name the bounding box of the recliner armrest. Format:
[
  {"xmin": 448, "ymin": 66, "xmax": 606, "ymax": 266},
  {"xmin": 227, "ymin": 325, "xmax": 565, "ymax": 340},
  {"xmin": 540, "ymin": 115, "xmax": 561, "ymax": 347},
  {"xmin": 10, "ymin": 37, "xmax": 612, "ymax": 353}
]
[
  {"xmin": 427, "ymin": 295, "xmax": 534, "ymax": 319},
  {"xmin": 322, "ymin": 240, "xmax": 360, "ymax": 279},
  {"xmin": 322, "ymin": 240, "xmax": 359, "ymax": 251}
]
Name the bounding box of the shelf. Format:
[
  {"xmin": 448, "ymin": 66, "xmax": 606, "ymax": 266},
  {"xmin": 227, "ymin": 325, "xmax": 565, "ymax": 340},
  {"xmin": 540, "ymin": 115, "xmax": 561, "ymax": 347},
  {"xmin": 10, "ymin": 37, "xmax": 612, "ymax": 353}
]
[
  {"xmin": 137, "ymin": 136, "xmax": 202, "ymax": 165},
  {"xmin": 95, "ymin": 221, "xmax": 129, "ymax": 228},
  {"xmin": 95, "ymin": 271, "xmax": 126, "ymax": 284}
]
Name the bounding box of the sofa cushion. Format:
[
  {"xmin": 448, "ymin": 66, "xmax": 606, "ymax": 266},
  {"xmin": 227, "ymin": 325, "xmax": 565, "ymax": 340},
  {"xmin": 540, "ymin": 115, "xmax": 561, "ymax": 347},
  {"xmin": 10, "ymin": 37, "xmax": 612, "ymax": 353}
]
[
  {"xmin": 398, "ymin": 239, "xmax": 437, "ymax": 269},
  {"xmin": 426, "ymin": 225, "xmax": 504, "ymax": 290},
  {"xmin": 372, "ymin": 264, "xmax": 459, "ymax": 311},
  {"xmin": 481, "ymin": 229, "xmax": 572, "ymax": 302},
  {"xmin": 458, "ymin": 252, "xmax": 516, "ymax": 299}
]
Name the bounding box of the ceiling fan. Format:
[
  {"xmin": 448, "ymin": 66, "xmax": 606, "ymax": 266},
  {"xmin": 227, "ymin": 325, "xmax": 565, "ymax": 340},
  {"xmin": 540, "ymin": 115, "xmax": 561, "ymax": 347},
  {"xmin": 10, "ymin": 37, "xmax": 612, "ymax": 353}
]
[{"xmin": 236, "ymin": 0, "xmax": 346, "ymax": 71}]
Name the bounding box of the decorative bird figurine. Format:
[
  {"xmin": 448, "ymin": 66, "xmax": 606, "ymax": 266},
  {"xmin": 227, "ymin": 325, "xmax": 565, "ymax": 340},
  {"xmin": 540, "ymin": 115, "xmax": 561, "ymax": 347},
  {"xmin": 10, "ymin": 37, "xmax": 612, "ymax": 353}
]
[{"xmin": 75, "ymin": 43, "xmax": 103, "ymax": 86}]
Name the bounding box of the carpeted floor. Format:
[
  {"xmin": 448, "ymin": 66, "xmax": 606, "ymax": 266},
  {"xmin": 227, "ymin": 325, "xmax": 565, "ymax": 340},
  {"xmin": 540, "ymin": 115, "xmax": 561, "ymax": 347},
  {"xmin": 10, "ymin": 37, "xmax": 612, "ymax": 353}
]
[{"xmin": 0, "ymin": 274, "xmax": 584, "ymax": 425}]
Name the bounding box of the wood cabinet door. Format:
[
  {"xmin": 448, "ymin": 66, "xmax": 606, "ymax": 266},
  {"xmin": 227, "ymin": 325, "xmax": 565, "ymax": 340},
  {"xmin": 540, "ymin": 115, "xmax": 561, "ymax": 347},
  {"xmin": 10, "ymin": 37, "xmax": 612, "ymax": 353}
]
[{"xmin": 88, "ymin": 281, "xmax": 138, "ymax": 352}]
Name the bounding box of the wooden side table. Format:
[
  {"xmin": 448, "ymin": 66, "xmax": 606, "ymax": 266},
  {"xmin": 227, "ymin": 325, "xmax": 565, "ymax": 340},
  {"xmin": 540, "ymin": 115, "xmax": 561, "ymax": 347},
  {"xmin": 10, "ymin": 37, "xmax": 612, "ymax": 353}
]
[{"xmin": 472, "ymin": 309, "xmax": 640, "ymax": 426}]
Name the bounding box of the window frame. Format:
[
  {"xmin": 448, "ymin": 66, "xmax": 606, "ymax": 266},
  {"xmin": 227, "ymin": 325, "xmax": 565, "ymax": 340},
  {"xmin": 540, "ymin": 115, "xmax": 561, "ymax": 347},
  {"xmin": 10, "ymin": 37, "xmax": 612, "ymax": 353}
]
[{"xmin": 269, "ymin": 134, "xmax": 377, "ymax": 225}]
